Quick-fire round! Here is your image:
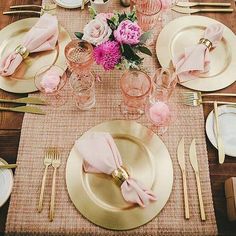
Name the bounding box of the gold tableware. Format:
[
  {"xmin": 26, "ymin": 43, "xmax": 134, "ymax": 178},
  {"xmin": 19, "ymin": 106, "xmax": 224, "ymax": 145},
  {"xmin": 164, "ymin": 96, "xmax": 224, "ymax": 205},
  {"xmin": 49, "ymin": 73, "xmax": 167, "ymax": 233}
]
[
  {"xmin": 66, "ymin": 120, "xmax": 173, "ymax": 230},
  {"xmin": 156, "ymin": 15, "xmax": 236, "ymax": 92},
  {"xmin": 0, "ymin": 18, "xmax": 71, "ymax": 94},
  {"xmin": 0, "ymin": 164, "xmax": 17, "ymax": 169},
  {"xmin": 0, "ymin": 97, "xmax": 46, "ymax": 105},
  {"xmin": 189, "ymin": 139, "xmax": 206, "ymax": 221},
  {"xmin": 3, "ymin": 4, "xmax": 56, "ymax": 15},
  {"xmin": 213, "ymin": 102, "xmax": 225, "ymax": 164},
  {"xmin": 177, "ymin": 137, "xmax": 190, "ymax": 220},
  {"xmin": 0, "ymin": 158, "xmax": 14, "ymax": 207},
  {"xmin": 49, "ymin": 149, "xmax": 61, "ymax": 222},
  {"xmin": 182, "ymin": 92, "xmax": 236, "ymax": 104},
  {"xmin": 181, "ymin": 99, "xmax": 236, "ymax": 107},
  {"xmin": 38, "ymin": 150, "xmax": 53, "ymax": 212},
  {"xmin": 0, "ymin": 105, "xmax": 45, "ymax": 115},
  {"xmin": 176, "ymin": 2, "xmax": 231, "ymax": 7},
  {"xmin": 172, "ymin": 6, "xmax": 233, "ymax": 14}
]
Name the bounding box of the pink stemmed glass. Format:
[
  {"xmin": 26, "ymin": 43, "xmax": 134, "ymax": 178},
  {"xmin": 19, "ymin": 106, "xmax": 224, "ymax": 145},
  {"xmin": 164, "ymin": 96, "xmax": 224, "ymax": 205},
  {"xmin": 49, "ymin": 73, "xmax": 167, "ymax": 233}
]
[
  {"xmin": 120, "ymin": 70, "xmax": 152, "ymax": 120},
  {"xmin": 34, "ymin": 65, "xmax": 67, "ymax": 106}
]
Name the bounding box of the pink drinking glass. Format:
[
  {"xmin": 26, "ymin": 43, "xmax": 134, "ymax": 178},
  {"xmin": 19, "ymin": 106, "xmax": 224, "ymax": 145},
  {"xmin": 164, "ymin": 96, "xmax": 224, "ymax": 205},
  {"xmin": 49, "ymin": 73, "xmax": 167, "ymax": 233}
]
[
  {"xmin": 34, "ymin": 65, "xmax": 67, "ymax": 106},
  {"xmin": 150, "ymin": 67, "xmax": 177, "ymax": 103},
  {"xmin": 120, "ymin": 70, "xmax": 152, "ymax": 119}
]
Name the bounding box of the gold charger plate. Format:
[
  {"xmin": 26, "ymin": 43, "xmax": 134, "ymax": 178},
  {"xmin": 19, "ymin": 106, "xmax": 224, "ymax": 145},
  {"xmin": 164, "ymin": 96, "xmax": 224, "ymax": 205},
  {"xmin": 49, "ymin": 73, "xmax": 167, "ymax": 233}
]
[
  {"xmin": 66, "ymin": 120, "xmax": 173, "ymax": 230},
  {"xmin": 156, "ymin": 15, "xmax": 236, "ymax": 91},
  {"xmin": 0, "ymin": 18, "xmax": 71, "ymax": 93}
]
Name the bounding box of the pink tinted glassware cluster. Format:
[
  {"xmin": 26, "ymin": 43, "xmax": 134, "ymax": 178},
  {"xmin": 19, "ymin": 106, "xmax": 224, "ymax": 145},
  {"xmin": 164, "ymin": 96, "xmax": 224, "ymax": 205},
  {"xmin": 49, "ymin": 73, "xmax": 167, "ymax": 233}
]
[{"xmin": 65, "ymin": 40, "xmax": 96, "ymax": 110}]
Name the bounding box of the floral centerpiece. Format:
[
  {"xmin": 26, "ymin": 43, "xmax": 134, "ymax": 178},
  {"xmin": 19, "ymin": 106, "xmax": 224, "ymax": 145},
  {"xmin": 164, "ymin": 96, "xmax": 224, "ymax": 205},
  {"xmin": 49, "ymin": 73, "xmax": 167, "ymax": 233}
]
[{"xmin": 75, "ymin": 9, "xmax": 152, "ymax": 71}]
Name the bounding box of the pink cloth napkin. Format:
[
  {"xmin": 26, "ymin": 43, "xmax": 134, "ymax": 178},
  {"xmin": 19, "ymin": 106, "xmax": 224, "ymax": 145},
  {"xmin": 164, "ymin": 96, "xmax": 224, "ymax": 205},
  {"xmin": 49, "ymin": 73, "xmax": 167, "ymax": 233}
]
[
  {"xmin": 172, "ymin": 23, "xmax": 224, "ymax": 83},
  {"xmin": 0, "ymin": 13, "xmax": 59, "ymax": 76},
  {"xmin": 75, "ymin": 132, "xmax": 157, "ymax": 207},
  {"xmin": 40, "ymin": 67, "xmax": 61, "ymax": 93}
]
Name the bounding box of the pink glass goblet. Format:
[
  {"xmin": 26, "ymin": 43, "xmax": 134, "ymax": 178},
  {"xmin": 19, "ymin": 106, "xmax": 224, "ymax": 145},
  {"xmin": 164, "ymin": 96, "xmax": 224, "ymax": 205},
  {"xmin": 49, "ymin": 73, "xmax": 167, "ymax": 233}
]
[{"xmin": 120, "ymin": 70, "xmax": 152, "ymax": 120}]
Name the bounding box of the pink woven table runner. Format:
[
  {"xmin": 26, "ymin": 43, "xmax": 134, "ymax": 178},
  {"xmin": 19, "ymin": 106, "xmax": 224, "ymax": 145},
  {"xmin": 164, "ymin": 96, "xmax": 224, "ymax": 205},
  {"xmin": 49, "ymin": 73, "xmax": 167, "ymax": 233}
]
[{"xmin": 5, "ymin": 0, "xmax": 217, "ymax": 235}]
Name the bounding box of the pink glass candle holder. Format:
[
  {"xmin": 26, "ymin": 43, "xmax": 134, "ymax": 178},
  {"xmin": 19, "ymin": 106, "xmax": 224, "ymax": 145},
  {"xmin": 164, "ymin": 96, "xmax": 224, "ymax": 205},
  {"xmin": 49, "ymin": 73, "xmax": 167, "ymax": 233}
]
[
  {"xmin": 34, "ymin": 65, "xmax": 67, "ymax": 106},
  {"xmin": 120, "ymin": 70, "xmax": 152, "ymax": 119},
  {"xmin": 146, "ymin": 101, "xmax": 172, "ymax": 135}
]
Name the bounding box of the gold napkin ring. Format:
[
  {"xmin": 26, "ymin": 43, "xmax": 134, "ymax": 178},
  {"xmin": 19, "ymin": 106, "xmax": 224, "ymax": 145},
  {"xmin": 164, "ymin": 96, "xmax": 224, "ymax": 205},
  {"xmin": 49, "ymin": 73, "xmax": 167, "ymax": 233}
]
[
  {"xmin": 14, "ymin": 45, "xmax": 29, "ymax": 59},
  {"xmin": 199, "ymin": 38, "xmax": 213, "ymax": 50},
  {"xmin": 112, "ymin": 167, "xmax": 129, "ymax": 186}
]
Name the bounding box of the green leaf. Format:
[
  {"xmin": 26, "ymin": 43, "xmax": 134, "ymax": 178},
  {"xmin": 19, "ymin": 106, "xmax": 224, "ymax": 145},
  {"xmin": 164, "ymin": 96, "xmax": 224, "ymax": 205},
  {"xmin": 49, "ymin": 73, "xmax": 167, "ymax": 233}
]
[
  {"xmin": 137, "ymin": 46, "xmax": 152, "ymax": 56},
  {"xmin": 123, "ymin": 44, "xmax": 141, "ymax": 61},
  {"xmin": 118, "ymin": 13, "xmax": 127, "ymax": 22},
  {"xmin": 139, "ymin": 31, "xmax": 152, "ymax": 44},
  {"xmin": 88, "ymin": 6, "xmax": 97, "ymax": 19},
  {"xmin": 74, "ymin": 32, "xmax": 84, "ymax": 39},
  {"xmin": 107, "ymin": 19, "xmax": 117, "ymax": 30}
]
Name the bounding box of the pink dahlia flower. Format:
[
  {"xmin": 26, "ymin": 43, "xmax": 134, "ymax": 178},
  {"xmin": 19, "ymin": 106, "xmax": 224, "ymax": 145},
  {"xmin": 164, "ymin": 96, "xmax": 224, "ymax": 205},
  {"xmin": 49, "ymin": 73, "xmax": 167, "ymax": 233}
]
[
  {"xmin": 93, "ymin": 41, "xmax": 122, "ymax": 70},
  {"xmin": 114, "ymin": 20, "xmax": 141, "ymax": 45}
]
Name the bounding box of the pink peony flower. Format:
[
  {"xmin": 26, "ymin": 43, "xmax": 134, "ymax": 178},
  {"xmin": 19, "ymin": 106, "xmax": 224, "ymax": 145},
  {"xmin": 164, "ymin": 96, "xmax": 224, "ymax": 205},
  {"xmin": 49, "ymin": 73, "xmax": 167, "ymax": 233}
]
[
  {"xmin": 114, "ymin": 20, "xmax": 141, "ymax": 45},
  {"xmin": 149, "ymin": 101, "xmax": 171, "ymax": 125},
  {"xmin": 93, "ymin": 41, "xmax": 121, "ymax": 70}
]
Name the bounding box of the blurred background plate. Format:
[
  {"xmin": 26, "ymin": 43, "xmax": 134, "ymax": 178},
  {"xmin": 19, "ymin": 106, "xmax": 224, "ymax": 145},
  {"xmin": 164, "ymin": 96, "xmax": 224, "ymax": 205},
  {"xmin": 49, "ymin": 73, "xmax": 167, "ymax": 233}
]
[
  {"xmin": 53, "ymin": 0, "xmax": 89, "ymax": 8},
  {"xmin": 206, "ymin": 105, "xmax": 236, "ymax": 157},
  {"xmin": 0, "ymin": 17, "xmax": 71, "ymax": 93},
  {"xmin": 0, "ymin": 158, "xmax": 13, "ymax": 208},
  {"xmin": 66, "ymin": 120, "xmax": 173, "ymax": 230}
]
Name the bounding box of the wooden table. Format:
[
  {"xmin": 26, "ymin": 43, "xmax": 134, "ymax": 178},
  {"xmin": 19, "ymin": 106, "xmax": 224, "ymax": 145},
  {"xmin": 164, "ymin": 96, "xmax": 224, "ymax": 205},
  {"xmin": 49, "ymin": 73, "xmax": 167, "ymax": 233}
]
[{"xmin": 0, "ymin": 0, "xmax": 236, "ymax": 235}]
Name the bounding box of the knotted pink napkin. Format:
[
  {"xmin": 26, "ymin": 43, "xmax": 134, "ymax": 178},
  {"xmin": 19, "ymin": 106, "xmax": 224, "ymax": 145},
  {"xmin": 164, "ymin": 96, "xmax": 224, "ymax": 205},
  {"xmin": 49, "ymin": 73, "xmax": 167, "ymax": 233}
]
[
  {"xmin": 40, "ymin": 67, "xmax": 61, "ymax": 93},
  {"xmin": 75, "ymin": 132, "xmax": 157, "ymax": 207},
  {"xmin": 0, "ymin": 13, "xmax": 59, "ymax": 76},
  {"xmin": 173, "ymin": 23, "xmax": 224, "ymax": 82}
]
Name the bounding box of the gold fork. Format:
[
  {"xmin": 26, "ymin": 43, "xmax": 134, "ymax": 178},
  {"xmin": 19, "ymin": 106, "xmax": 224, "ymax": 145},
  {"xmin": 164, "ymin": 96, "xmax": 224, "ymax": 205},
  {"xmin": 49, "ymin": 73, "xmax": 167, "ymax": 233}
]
[
  {"xmin": 182, "ymin": 91, "xmax": 236, "ymax": 103},
  {"xmin": 38, "ymin": 149, "xmax": 52, "ymax": 213},
  {"xmin": 181, "ymin": 94, "xmax": 236, "ymax": 107},
  {"xmin": 49, "ymin": 149, "xmax": 61, "ymax": 222}
]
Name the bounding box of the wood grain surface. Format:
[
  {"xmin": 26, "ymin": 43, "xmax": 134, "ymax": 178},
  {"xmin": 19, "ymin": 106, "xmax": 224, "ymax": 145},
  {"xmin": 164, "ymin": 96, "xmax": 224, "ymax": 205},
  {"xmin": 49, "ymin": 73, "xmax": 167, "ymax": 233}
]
[{"xmin": 0, "ymin": 0, "xmax": 235, "ymax": 235}]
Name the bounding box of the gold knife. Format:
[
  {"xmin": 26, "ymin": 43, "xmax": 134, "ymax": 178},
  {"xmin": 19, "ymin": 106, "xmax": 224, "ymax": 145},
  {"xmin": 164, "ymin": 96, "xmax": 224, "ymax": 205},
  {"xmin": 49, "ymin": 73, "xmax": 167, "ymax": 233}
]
[
  {"xmin": 177, "ymin": 137, "xmax": 190, "ymax": 219},
  {"xmin": 213, "ymin": 102, "xmax": 225, "ymax": 164},
  {"xmin": 0, "ymin": 97, "xmax": 46, "ymax": 105},
  {"xmin": 0, "ymin": 164, "xmax": 17, "ymax": 169},
  {"xmin": 172, "ymin": 6, "xmax": 233, "ymax": 14},
  {"xmin": 0, "ymin": 106, "xmax": 46, "ymax": 115},
  {"xmin": 176, "ymin": 2, "xmax": 231, "ymax": 7},
  {"xmin": 189, "ymin": 139, "xmax": 206, "ymax": 221}
]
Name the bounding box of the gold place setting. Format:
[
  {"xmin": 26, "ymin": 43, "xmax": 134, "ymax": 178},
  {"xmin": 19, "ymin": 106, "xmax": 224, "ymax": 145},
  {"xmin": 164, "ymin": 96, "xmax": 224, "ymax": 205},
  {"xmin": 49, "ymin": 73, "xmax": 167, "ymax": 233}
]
[{"xmin": 0, "ymin": 0, "xmax": 236, "ymax": 235}]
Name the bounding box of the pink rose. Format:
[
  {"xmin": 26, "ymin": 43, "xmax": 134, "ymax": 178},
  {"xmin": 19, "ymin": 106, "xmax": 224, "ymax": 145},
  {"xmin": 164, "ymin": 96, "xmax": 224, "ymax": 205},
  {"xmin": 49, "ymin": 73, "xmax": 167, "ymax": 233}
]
[
  {"xmin": 114, "ymin": 20, "xmax": 141, "ymax": 45},
  {"xmin": 96, "ymin": 13, "xmax": 114, "ymax": 22},
  {"xmin": 149, "ymin": 102, "xmax": 171, "ymax": 125},
  {"xmin": 82, "ymin": 18, "xmax": 112, "ymax": 46},
  {"xmin": 40, "ymin": 68, "xmax": 60, "ymax": 93}
]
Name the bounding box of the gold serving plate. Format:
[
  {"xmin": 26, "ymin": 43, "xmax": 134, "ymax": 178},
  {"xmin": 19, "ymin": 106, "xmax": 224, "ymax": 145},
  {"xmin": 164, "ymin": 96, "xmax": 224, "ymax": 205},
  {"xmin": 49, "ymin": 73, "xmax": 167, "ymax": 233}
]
[
  {"xmin": 156, "ymin": 15, "xmax": 236, "ymax": 92},
  {"xmin": 0, "ymin": 18, "xmax": 71, "ymax": 93},
  {"xmin": 66, "ymin": 120, "xmax": 173, "ymax": 230}
]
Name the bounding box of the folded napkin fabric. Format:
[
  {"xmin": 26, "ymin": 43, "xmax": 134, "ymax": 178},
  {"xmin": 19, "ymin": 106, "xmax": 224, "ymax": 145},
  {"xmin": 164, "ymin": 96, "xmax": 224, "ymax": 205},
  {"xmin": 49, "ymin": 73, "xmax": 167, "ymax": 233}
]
[
  {"xmin": 0, "ymin": 13, "xmax": 59, "ymax": 77},
  {"xmin": 40, "ymin": 66, "xmax": 61, "ymax": 93},
  {"xmin": 75, "ymin": 132, "xmax": 157, "ymax": 207},
  {"xmin": 172, "ymin": 23, "xmax": 224, "ymax": 83}
]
